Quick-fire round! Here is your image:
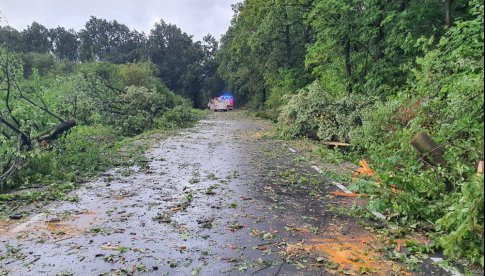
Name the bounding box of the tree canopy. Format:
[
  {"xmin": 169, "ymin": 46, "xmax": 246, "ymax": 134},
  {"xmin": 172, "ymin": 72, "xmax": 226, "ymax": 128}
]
[{"xmin": 0, "ymin": 17, "xmax": 225, "ymax": 108}]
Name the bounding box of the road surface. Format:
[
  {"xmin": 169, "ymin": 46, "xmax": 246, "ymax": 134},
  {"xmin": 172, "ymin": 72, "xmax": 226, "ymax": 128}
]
[{"xmin": 0, "ymin": 112, "xmax": 441, "ymax": 275}]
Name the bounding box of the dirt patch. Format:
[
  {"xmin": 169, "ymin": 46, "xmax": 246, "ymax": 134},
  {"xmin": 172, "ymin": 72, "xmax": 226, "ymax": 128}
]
[
  {"xmin": 283, "ymin": 227, "xmax": 409, "ymax": 275},
  {"xmin": 0, "ymin": 220, "xmax": 12, "ymax": 233}
]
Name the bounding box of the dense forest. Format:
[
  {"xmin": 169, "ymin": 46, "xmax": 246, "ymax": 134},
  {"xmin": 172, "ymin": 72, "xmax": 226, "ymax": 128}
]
[
  {"xmin": 217, "ymin": 0, "xmax": 484, "ymax": 267},
  {"xmin": 0, "ymin": 0, "xmax": 483, "ymax": 269}
]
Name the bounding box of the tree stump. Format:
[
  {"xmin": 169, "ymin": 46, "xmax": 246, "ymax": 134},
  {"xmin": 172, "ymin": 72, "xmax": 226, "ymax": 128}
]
[
  {"xmin": 410, "ymin": 131, "xmax": 446, "ymax": 167},
  {"xmin": 410, "ymin": 131, "xmax": 452, "ymax": 191}
]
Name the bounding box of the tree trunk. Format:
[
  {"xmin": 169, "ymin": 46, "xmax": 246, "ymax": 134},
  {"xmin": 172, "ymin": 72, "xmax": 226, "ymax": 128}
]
[
  {"xmin": 444, "ymin": 0, "xmax": 454, "ymax": 28},
  {"xmin": 284, "ymin": 7, "xmax": 292, "ymax": 68},
  {"xmin": 37, "ymin": 119, "xmax": 77, "ymax": 143},
  {"xmin": 411, "ymin": 131, "xmax": 453, "ymax": 192},
  {"xmin": 410, "ymin": 131, "xmax": 446, "ymax": 167},
  {"xmin": 478, "ymin": 161, "xmax": 484, "ymax": 174},
  {"xmin": 375, "ymin": 2, "xmax": 386, "ymax": 60},
  {"xmin": 344, "ymin": 38, "xmax": 353, "ymax": 93}
]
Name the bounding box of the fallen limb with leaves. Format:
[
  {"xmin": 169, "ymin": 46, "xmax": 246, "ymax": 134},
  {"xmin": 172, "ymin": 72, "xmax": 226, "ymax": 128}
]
[{"xmin": 0, "ymin": 54, "xmax": 76, "ymax": 186}]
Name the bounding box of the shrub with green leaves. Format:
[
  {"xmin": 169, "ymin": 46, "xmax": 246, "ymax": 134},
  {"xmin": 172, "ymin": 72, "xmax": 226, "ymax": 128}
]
[
  {"xmin": 278, "ymin": 81, "xmax": 368, "ymax": 142},
  {"xmin": 116, "ymin": 86, "xmax": 168, "ymax": 135},
  {"xmin": 155, "ymin": 105, "xmax": 202, "ymax": 130},
  {"xmin": 57, "ymin": 125, "xmax": 118, "ymax": 174},
  {"xmin": 436, "ymin": 174, "xmax": 484, "ymax": 266}
]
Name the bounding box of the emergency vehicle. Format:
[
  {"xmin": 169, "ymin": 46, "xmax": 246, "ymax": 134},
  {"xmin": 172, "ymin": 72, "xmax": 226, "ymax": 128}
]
[{"xmin": 208, "ymin": 95, "xmax": 234, "ymax": 111}]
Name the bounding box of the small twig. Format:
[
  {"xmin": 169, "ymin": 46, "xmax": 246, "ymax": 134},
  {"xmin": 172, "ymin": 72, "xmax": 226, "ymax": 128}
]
[
  {"xmin": 29, "ymin": 257, "xmax": 41, "ymax": 265},
  {"xmin": 9, "ymin": 204, "xmax": 21, "ymax": 212},
  {"xmin": 54, "ymin": 236, "xmax": 74, "ymax": 244},
  {"xmin": 256, "ymin": 242, "xmax": 274, "ymax": 247},
  {"xmin": 274, "ymin": 262, "xmax": 284, "ymax": 276},
  {"xmin": 252, "ymin": 264, "xmax": 272, "ymax": 275}
]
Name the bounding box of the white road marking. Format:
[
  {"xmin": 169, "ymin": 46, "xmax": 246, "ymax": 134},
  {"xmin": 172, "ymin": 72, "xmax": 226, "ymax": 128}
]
[
  {"xmin": 288, "ymin": 147, "xmax": 297, "ymax": 153},
  {"xmin": 311, "ymin": 165, "xmax": 322, "ymax": 174},
  {"xmin": 312, "ymin": 165, "xmax": 353, "ymax": 194},
  {"xmin": 430, "ymin": 258, "xmax": 461, "ymax": 276},
  {"xmin": 311, "ymin": 165, "xmax": 387, "ymax": 220},
  {"xmin": 330, "ymin": 181, "xmax": 353, "ymax": 194}
]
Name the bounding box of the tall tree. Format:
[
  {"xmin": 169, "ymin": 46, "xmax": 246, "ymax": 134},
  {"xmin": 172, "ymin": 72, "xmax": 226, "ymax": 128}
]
[
  {"xmin": 50, "ymin": 27, "xmax": 79, "ymax": 61},
  {"xmin": 79, "ymin": 16, "xmax": 145, "ymax": 63},
  {"xmin": 199, "ymin": 35, "xmax": 225, "ymax": 106},
  {"xmin": 148, "ymin": 20, "xmax": 197, "ymax": 94},
  {"xmin": 0, "ymin": 26, "xmax": 21, "ymax": 52},
  {"xmin": 20, "ymin": 22, "xmax": 51, "ymax": 53},
  {"xmin": 218, "ymin": 0, "xmax": 313, "ymax": 108}
]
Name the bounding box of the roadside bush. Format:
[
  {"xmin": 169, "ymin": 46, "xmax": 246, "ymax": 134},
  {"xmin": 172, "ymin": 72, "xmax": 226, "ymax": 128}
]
[
  {"xmin": 350, "ymin": 1, "xmax": 484, "ymax": 265},
  {"xmin": 78, "ymin": 62, "xmax": 187, "ymax": 136},
  {"xmin": 437, "ymin": 174, "xmax": 484, "ymax": 266},
  {"xmin": 278, "ymin": 81, "xmax": 367, "ymax": 142},
  {"xmin": 116, "ymin": 86, "xmax": 167, "ymax": 135},
  {"xmin": 3, "ymin": 125, "xmax": 118, "ymax": 187},
  {"xmin": 155, "ymin": 105, "xmax": 202, "ymax": 130},
  {"xmin": 57, "ymin": 125, "xmax": 118, "ymax": 174}
]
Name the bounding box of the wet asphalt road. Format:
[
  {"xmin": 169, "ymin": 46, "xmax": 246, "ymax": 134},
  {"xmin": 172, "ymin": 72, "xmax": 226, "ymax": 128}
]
[{"xmin": 0, "ymin": 111, "xmax": 434, "ymax": 275}]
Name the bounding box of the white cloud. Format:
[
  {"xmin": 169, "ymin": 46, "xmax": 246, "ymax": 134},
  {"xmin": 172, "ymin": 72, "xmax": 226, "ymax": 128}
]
[{"xmin": 0, "ymin": 0, "xmax": 239, "ymax": 41}]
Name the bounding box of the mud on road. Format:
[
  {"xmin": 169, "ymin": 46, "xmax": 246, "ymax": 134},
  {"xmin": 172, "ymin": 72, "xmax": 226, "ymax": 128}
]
[{"xmin": 1, "ymin": 111, "xmax": 416, "ymax": 275}]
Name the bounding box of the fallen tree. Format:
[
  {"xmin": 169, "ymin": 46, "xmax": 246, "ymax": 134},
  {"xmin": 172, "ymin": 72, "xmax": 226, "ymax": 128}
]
[{"xmin": 0, "ymin": 53, "xmax": 76, "ymax": 186}]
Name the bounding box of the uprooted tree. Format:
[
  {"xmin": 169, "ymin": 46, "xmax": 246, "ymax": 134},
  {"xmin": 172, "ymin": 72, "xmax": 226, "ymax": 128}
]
[{"xmin": 0, "ymin": 52, "xmax": 76, "ymax": 186}]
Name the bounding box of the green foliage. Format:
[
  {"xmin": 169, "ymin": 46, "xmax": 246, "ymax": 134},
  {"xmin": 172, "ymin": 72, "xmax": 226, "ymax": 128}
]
[
  {"xmin": 3, "ymin": 125, "xmax": 117, "ymax": 188},
  {"xmin": 57, "ymin": 125, "xmax": 118, "ymax": 174},
  {"xmin": 436, "ymin": 174, "xmax": 484, "ymax": 266},
  {"xmin": 19, "ymin": 52, "xmax": 56, "ymax": 78},
  {"xmin": 155, "ymin": 105, "xmax": 204, "ymax": 130},
  {"xmin": 77, "ymin": 61, "xmax": 184, "ymax": 135},
  {"xmin": 117, "ymin": 86, "xmax": 167, "ymax": 135},
  {"xmin": 20, "ymin": 22, "xmax": 51, "ymax": 53},
  {"xmin": 220, "ymin": 0, "xmax": 484, "ymax": 266},
  {"xmin": 278, "ymin": 81, "xmax": 368, "ymax": 142},
  {"xmin": 0, "ymin": 16, "xmax": 224, "ymax": 107},
  {"xmin": 78, "ymin": 16, "xmax": 145, "ymax": 63},
  {"xmin": 350, "ymin": 0, "xmax": 484, "ymax": 265},
  {"xmin": 218, "ymin": 0, "xmax": 313, "ymax": 108},
  {"xmin": 0, "ymin": 50, "xmax": 205, "ymax": 193},
  {"xmin": 145, "ymin": 21, "xmax": 224, "ymax": 107}
]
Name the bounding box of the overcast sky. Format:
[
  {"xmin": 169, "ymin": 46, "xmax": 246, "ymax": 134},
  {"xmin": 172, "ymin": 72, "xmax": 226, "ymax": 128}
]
[{"xmin": 0, "ymin": 0, "xmax": 239, "ymax": 41}]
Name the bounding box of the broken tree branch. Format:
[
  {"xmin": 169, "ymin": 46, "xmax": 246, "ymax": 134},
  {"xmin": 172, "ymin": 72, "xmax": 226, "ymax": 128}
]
[{"xmin": 36, "ymin": 119, "xmax": 77, "ymax": 143}]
